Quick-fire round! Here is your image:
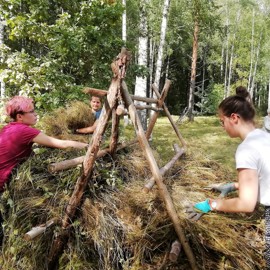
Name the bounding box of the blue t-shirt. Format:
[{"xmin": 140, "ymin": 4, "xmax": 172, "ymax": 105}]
[{"xmin": 94, "ymin": 109, "xmax": 102, "ymax": 120}]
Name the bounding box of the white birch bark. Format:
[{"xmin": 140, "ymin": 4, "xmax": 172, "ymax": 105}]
[
  {"xmin": 226, "ymin": 38, "xmax": 234, "ymax": 97},
  {"xmin": 250, "ymin": 31, "xmax": 262, "ymax": 99},
  {"xmin": 223, "ymin": 0, "xmax": 230, "ymax": 98},
  {"xmin": 226, "ymin": 9, "xmax": 240, "ymax": 97},
  {"xmin": 122, "ymin": 0, "xmax": 127, "ymax": 43},
  {"xmin": 122, "ymin": 0, "xmax": 129, "ymax": 126},
  {"xmin": 134, "ymin": 0, "xmax": 149, "ymax": 130},
  {"xmin": 0, "ymin": 20, "xmax": 5, "ymax": 98},
  {"xmin": 154, "ymin": 0, "xmax": 170, "ymax": 93},
  {"xmin": 247, "ymin": 9, "xmax": 255, "ymax": 93}
]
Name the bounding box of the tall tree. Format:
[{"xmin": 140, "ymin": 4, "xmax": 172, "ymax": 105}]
[
  {"xmin": 0, "ymin": 20, "xmax": 5, "ymax": 98},
  {"xmin": 187, "ymin": 18, "xmax": 199, "ymax": 121},
  {"xmin": 134, "ymin": 0, "xmax": 149, "ymax": 130},
  {"xmin": 153, "ymin": 0, "xmax": 171, "ymax": 92}
]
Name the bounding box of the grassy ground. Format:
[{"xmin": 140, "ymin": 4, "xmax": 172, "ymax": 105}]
[{"xmin": 151, "ymin": 115, "xmax": 263, "ymax": 173}]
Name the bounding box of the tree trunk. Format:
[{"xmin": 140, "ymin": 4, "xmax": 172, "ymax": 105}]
[
  {"xmin": 223, "ymin": 0, "xmax": 230, "ymax": 98},
  {"xmin": 122, "ymin": 0, "xmax": 127, "ymax": 43},
  {"xmin": 0, "ymin": 20, "xmax": 5, "ymax": 98},
  {"xmin": 247, "ymin": 9, "xmax": 255, "ymax": 93},
  {"xmin": 153, "ymin": 0, "xmax": 170, "ymax": 92},
  {"xmin": 250, "ymin": 31, "xmax": 262, "ymax": 99},
  {"xmin": 187, "ymin": 18, "xmax": 199, "ymax": 121},
  {"xmin": 134, "ymin": 0, "xmax": 149, "ymax": 131}
]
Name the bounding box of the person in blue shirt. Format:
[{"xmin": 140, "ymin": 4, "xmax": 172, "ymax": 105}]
[{"xmin": 76, "ymin": 96, "xmax": 102, "ymax": 134}]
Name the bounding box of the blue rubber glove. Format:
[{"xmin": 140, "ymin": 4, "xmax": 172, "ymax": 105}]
[
  {"xmin": 186, "ymin": 199, "xmax": 211, "ymax": 221},
  {"xmin": 194, "ymin": 199, "xmax": 211, "ymax": 213},
  {"xmin": 205, "ymin": 182, "xmax": 236, "ymax": 198}
]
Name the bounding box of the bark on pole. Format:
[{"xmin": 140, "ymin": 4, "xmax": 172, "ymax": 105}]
[
  {"xmin": 152, "ymin": 85, "xmax": 187, "ymax": 150},
  {"xmin": 145, "ymin": 80, "xmax": 171, "ymax": 140},
  {"xmin": 48, "ymin": 140, "xmax": 138, "ymax": 173},
  {"xmin": 121, "ymin": 81, "xmax": 198, "ymax": 270},
  {"xmin": 143, "ymin": 144, "xmax": 184, "ymax": 192},
  {"xmin": 82, "ymin": 87, "xmax": 159, "ymax": 104},
  {"xmin": 109, "ymin": 108, "xmax": 120, "ymax": 156}
]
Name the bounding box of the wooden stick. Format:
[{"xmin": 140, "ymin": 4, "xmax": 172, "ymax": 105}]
[
  {"xmin": 48, "ymin": 139, "xmax": 138, "ymax": 173},
  {"xmin": 152, "ymin": 84, "xmax": 187, "ymax": 150},
  {"xmin": 83, "ymin": 87, "xmax": 108, "ymax": 97},
  {"xmin": 121, "ymin": 81, "xmax": 198, "ymax": 270},
  {"xmin": 82, "ymin": 87, "xmax": 159, "ymax": 104},
  {"xmin": 145, "ymin": 80, "xmax": 171, "ymax": 140},
  {"xmin": 24, "ymin": 218, "xmax": 59, "ymax": 241},
  {"xmin": 135, "ymin": 104, "xmax": 162, "ymax": 112},
  {"xmin": 48, "ymin": 148, "xmax": 109, "ymax": 173},
  {"xmin": 109, "ymin": 108, "xmax": 120, "ymax": 157},
  {"xmin": 143, "ymin": 144, "xmax": 185, "ymax": 192},
  {"xmin": 169, "ymin": 240, "xmax": 181, "ymax": 262}
]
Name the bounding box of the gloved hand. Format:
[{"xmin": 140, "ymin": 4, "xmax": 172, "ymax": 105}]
[
  {"xmin": 185, "ymin": 199, "xmax": 211, "ymax": 221},
  {"xmin": 204, "ymin": 182, "xmax": 236, "ymax": 198}
]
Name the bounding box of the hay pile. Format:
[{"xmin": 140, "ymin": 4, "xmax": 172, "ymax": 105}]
[
  {"xmin": 41, "ymin": 100, "xmax": 95, "ymax": 141},
  {"xmin": 0, "ymin": 145, "xmax": 265, "ymax": 269}
]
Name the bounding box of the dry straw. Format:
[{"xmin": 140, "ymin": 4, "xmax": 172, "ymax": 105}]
[{"xmin": 0, "ymin": 144, "xmax": 265, "ymax": 269}]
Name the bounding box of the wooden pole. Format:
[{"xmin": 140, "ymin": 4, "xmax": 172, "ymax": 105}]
[
  {"xmin": 109, "ymin": 108, "xmax": 120, "ymax": 156},
  {"xmin": 152, "ymin": 84, "xmax": 187, "ymax": 150},
  {"xmin": 145, "ymin": 80, "xmax": 171, "ymax": 140},
  {"xmin": 24, "ymin": 218, "xmax": 59, "ymax": 241},
  {"xmin": 82, "ymin": 87, "xmax": 159, "ymax": 104},
  {"xmin": 121, "ymin": 81, "xmax": 198, "ymax": 270},
  {"xmin": 143, "ymin": 144, "xmax": 185, "ymax": 192},
  {"xmin": 135, "ymin": 104, "xmax": 162, "ymax": 112},
  {"xmin": 48, "ymin": 140, "xmax": 138, "ymax": 173}
]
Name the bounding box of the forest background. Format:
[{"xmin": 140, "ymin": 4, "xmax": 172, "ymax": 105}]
[{"xmin": 0, "ymin": 0, "xmax": 270, "ymax": 120}]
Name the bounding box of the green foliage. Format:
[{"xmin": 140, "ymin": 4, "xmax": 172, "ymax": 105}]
[
  {"xmin": 0, "ymin": 0, "xmax": 124, "ymax": 111},
  {"xmin": 197, "ymin": 83, "xmax": 224, "ymax": 115}
]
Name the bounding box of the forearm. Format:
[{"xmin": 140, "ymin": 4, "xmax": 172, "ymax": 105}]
[
  {"xmin": 76, "ymin": 126, "xmax": 95, "ymax": 134},
  {"xmin": 33, "ymin": 133, "xmax": 88, "ymax": 149},
  {"xmin": 59, "ymin": 140, "xmax": 88, "ymax": 149},
  {"xmin": 211, "ymin": 196, "xmax": 256, "ymax": 213}
]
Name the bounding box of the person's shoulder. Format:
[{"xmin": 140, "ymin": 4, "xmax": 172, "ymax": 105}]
[{"xmin": 10, "ymin": 123, "xmax": 40, "ymax": 134}]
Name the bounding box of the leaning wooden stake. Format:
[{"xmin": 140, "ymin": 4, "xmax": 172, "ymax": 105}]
[
  {"xmin": 109, "ymin": 108, "xmax": 120, "ymax": 157},
  {"xmin": 48, "ymin": 139, "xmax": 138, "ymax": 173},
  {"xmin": 121, "ymin": 81, "xmax": 198, "ymax": 270},
  {"xmin": 145, "ymin": 79, "xmax": 171, "ymax": 140},
  {"xmin": 143, "ymin": 144, "xmax": 185, "ymax": 192},
  {"xmin": 152, "ymin": 84, "xmax": 187, "ymax": 150}
]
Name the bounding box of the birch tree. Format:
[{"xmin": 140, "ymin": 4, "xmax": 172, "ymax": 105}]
[
  {"xmin": 134, "ymin": 0, "xmax": 149, "ymax": 130},
  {"xmin": 0, "ymin": 20, "xmax": 5, "ymax": 98},
  {"xmin": 153, "ymin": 0, "xmax": 171, "ymax": 92}
]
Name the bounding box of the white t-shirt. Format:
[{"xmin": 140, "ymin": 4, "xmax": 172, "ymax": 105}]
[{"xmin": 235, "ymin": 129, "xmax": 270, "ymax": 206}]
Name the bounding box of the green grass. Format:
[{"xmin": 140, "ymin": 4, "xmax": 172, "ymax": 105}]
[{"xmin": 139, "ymin": 115, "xmax": 241, "ymax": 174}]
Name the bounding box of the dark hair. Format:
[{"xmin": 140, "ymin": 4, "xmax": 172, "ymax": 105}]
[
  {"xmin": 218, "ymin": 86, "xmax": 255, "ymax": 122},
  {"xmin": 235, "ymin": 86, "xmax": 252, "ymax": 103}
]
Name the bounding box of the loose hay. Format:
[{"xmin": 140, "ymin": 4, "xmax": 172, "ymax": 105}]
[
  {"xmin": 0, "ymin": 145, "xmax": 265, "ymax": 270},
  {"xmin": 41, "ymin": 101, "xmax": 95, "ymax": 141}
]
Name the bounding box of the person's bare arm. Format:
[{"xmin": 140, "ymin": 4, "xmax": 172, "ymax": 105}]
[
  {"xmin": 214, "ymin": 168, "xmax": 258, "ymax": 213},
  {"xmin": 32, "ymin": 133, "xmax": 88, "ymax": 149},
  {"xmin": 76, "ymin": 120, "xmax": 98, "ymax": 134}
]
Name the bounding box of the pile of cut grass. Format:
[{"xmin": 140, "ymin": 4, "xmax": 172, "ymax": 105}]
[{"xmin": 0, "ymin": 116, "xmax": 266, "ymax": 270}]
